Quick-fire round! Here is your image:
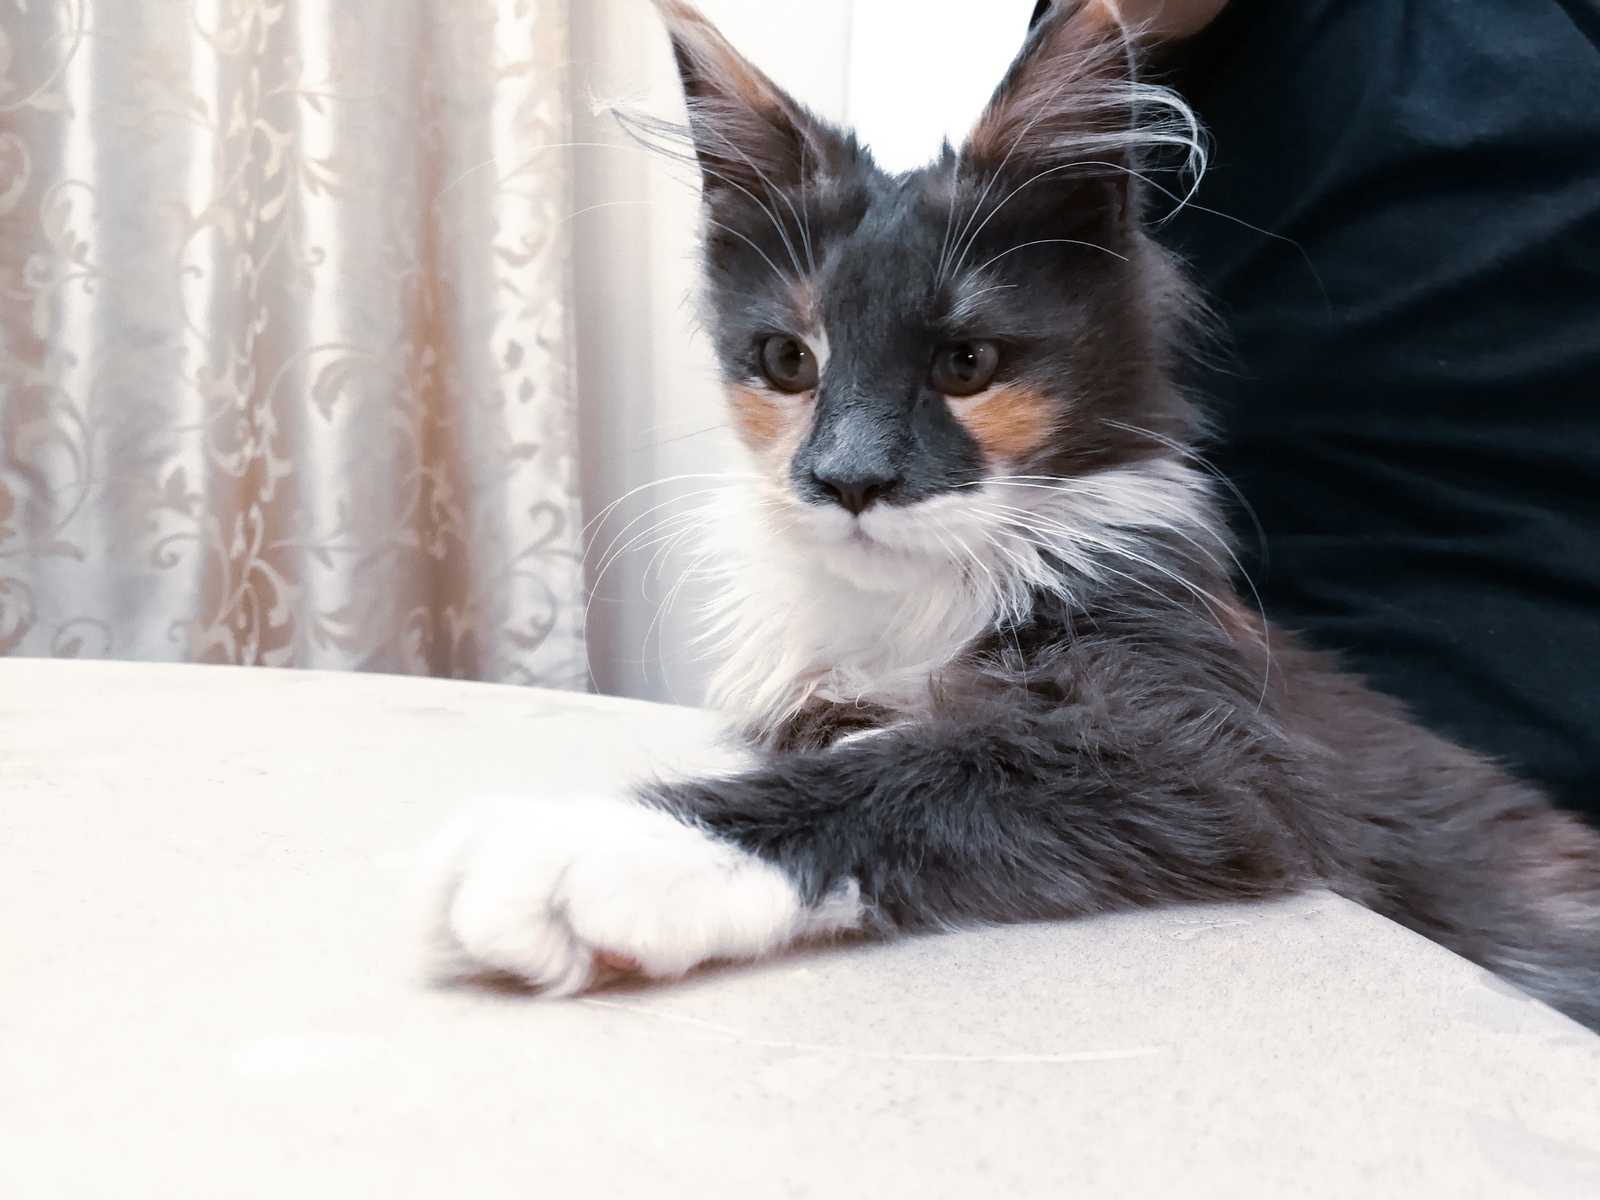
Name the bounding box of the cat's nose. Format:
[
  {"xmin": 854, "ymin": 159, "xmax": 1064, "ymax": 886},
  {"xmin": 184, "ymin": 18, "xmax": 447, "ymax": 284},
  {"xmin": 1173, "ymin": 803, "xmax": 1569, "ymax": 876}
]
[{"xmin": 811, "ymin": 469, "xmax": 900, "ymax": 515}]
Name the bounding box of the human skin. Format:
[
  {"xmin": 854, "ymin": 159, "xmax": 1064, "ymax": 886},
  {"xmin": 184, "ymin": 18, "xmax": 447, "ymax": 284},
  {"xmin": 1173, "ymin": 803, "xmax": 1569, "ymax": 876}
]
[{"xmin": 1100, "ymin": 0, "xmax": 1227, "ymax": 39}]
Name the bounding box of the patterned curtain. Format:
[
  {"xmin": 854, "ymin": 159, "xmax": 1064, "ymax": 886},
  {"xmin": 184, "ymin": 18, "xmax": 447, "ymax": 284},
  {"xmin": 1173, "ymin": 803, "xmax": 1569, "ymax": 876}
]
[{"xmin": 0, "ymin": 0, "xmax": 586, "ymax": 688}]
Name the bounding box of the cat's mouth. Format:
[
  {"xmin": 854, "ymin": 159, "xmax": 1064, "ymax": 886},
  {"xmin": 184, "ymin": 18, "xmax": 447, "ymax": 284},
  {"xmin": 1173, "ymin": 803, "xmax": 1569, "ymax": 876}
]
[
  {"xmin": 844, "ymin": 523, "xmax": 880, "ymax": 550},
  {"xmin": 806, "ymin": 495, "xmax": 963, "ymax": 557},
  {"xmin": 799, "ymin": 502, "xmax": 896, "ymax": 558},
  {"xmin": 799, "ymin": 494, "xmax": 969, "ymax": 568}
]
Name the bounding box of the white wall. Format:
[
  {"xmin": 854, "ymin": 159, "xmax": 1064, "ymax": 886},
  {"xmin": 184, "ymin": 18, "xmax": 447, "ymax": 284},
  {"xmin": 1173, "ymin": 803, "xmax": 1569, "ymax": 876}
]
[
  {"xmin": 848, "ymin": 0, "xmax": 1038, "ymax": 173},
  {"xmin": 569, "ymin": 0, "xmax": 1035, "ymax": 704}
]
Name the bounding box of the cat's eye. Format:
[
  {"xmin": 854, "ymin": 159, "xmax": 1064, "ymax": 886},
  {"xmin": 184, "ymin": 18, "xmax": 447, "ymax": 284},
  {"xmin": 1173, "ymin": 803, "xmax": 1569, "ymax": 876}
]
[
  {"xmin": 758, "ymin": 334, "xmax": 818, "ymax": 393},
  {"xmin": 930, "ymin": 340, "xmax": 1000, "ymax": 396}
]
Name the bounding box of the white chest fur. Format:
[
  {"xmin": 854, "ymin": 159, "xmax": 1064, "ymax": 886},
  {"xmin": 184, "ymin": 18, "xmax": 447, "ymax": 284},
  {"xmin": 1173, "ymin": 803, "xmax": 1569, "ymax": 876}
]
[
  {"xmin": 700, "ymin": 462, "xmax": 1217, "ymax": 739},
  {"xmin": 705, "ymin": 505, "xmax": 996, "ymax": 734}
]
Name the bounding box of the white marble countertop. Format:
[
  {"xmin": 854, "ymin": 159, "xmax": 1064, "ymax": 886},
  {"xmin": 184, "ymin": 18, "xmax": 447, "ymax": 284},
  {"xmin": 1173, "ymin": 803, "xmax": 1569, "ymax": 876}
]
[{"xmin": 2, "ymin": 659, "xmax": 1598, "ymax": 1199}]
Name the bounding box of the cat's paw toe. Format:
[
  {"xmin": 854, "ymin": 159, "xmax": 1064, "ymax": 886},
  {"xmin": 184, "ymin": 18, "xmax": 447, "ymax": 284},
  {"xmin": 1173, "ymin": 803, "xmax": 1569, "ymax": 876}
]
[{"xmin": 416, "ymin": 798, "xmax": 598, "ymax": 994}]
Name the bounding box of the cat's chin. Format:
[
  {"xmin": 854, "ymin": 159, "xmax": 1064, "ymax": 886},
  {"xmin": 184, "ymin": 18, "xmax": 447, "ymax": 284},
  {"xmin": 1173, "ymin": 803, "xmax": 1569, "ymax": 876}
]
[{"xmin": 794, "ymin": 502, "xmax": 971, "ymax": 595}]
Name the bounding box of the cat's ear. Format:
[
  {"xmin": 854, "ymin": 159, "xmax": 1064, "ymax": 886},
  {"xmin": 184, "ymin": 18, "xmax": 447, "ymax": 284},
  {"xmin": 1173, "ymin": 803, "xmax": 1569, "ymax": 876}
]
[
  {"xmin": 962, "ymin": 0, "xmax": 1183, "ymax": 215},
  {"xmin": 652, "ymin": 1, "xmax": 843, "ymax": 203}
]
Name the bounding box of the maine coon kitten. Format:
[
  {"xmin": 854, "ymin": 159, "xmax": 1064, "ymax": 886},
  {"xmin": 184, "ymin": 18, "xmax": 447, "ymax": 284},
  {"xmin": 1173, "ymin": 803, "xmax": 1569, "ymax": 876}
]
[{"xmin": 420, "ymin": 0, "xmax": 1600, "ymax": 1030}]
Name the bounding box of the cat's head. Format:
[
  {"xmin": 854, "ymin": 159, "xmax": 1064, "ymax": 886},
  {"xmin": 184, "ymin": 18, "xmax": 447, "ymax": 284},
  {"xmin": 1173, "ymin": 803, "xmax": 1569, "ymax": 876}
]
[{"xmin": 654, "ymin": 0, "xmax": 1208, "ymax": 584}]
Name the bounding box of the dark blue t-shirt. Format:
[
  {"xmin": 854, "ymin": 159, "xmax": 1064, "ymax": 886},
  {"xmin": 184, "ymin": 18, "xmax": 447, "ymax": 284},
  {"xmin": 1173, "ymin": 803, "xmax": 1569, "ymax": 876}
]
[{"xmin": 1141, "ymin": 0, "xmax": 1600, "ymax": 820}]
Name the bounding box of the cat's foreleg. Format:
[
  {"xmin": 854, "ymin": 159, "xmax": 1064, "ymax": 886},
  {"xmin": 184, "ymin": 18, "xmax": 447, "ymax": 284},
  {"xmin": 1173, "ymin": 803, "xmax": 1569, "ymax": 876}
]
[{"xmin": 419, "ymin": 720, "xmax": 1304, "ymax": 994}]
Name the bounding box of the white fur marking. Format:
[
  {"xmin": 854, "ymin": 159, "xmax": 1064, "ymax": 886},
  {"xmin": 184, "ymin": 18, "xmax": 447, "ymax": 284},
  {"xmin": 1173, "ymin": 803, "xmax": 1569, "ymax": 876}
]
[
  {"xmin": 701, "ymin": 459, "xmax": 1217, "ymax": 739},
  {"xmin": 417, "ymin": 797, "xmax": 862, "ymax": 995}
]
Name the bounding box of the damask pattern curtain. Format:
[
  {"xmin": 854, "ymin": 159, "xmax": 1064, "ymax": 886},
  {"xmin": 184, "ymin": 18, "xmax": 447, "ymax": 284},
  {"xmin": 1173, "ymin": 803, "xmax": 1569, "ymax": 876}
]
[{"xmin": 0, "ymin": 0, "xmax": 586, "ymax": 688}]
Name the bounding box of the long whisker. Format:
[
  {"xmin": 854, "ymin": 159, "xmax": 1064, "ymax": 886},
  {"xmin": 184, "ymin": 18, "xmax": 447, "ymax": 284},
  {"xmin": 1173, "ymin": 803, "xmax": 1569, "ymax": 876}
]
[
  {"xmin": 703, "ymin": 216, "xmax": 793, "ymax": 289},
  {"xmin": 582, "ymin": 472, "xmax": 760, "ymax": 540},
  {"xmin": 641, "ymin": 525, "xmax": 723, "ymax": 693},
  {"xmin": 796, "ymin": 132, "xmax": 817, "ymax": 276},
  {"xmin": 932, "ymin": 516, "xmax": 1034, "ymax": 676},
  {"xmin": 969, "ymin": 498, "xmax": 1237, "ymax": 627},
  {"xmin": 948, "ymin": 157, "xmax": 1139, "ymax": 281},
  {"xmin": 969, "ymin": 237, "xmax": 1129, "ymax": 276},
  {"xmin": 1096, "ymin": 420, "xmax": 1270, "ymax": 575},
  {"xmin": 615, "ymin": 104, "xmax": 823, "ymax": 288},
  {"xmin": 695, "ymin": 131, "xmax": 809, "ymax": 282},
  {"xmin": 588, "ymin": 486, "xmax": 748, "ymax": 599},
  {"xmin": 980, "ymin": 474, "xmax": 1241, "ymax": 588},
  {"xmin": 978, "ymin": 513, "xmax": 1208, "ymax": 629},
  {"xmin": 586, "ymin": 511, "xmax": 708, "ymax": 631}
]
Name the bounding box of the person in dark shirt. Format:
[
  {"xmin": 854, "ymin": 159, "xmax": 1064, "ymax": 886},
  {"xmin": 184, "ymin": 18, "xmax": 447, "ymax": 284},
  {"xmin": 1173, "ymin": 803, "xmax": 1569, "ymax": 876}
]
[{"xmin": 1024, "ymin": 0, "xmax": 1600, "ymax": 822}]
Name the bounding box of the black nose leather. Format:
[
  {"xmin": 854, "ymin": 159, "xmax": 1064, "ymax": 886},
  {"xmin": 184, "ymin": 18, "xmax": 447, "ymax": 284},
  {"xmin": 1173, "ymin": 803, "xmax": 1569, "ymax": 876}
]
[{"xmin": 812, "ymin": 470, "xmax": 900, "ymax": 515}]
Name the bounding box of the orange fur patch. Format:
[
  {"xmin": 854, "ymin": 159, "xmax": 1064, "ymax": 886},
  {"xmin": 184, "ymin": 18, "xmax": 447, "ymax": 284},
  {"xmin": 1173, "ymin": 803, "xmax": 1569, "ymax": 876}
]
[
  {"xmin": 949, "ymin": 384, "xmax": 1058, "ymax": 464},
  {"xmin": 728, "ymin": 383, "xmax": 813, "ymax": 468}
]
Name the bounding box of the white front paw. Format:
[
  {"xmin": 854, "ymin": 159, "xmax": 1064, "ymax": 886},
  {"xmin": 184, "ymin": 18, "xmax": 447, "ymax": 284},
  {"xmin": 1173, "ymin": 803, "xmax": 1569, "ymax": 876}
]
[{"xmin": 416, "ymin": 797, "xmax": 861, "ymax": 996}]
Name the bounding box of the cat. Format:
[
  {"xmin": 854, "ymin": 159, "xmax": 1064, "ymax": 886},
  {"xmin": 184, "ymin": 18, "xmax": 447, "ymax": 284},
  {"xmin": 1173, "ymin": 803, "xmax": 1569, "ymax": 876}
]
[{"xmin": 419, "ymin": 0, "xmax": 1600, "ymax": 1029}]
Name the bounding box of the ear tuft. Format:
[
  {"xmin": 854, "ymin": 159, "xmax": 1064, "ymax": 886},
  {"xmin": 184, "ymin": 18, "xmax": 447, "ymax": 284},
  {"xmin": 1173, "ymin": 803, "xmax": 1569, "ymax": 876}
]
[
  {"xmin": 652, "ymin": 0, "xmax": 789, "ymax": 115},
  {"xmin": 650, "ymin": 0, "xmax": 845, "ymax": 203},
  {"xmin": 962, "ymin": 0, "xmax": 1201, "ymax": 198}
]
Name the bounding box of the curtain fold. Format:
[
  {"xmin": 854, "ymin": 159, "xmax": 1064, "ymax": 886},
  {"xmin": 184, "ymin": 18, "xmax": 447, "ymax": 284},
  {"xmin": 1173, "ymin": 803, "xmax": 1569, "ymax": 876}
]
[{"xmin": 0, "ymin": 0, "xmax": 586, "ymax": 687}]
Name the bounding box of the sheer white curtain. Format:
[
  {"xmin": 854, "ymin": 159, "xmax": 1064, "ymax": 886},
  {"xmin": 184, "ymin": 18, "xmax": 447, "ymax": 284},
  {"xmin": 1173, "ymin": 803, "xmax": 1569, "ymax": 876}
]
[{"xmin": 0, "ymin": 0, "xmax": 585, "ymax": 685}]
